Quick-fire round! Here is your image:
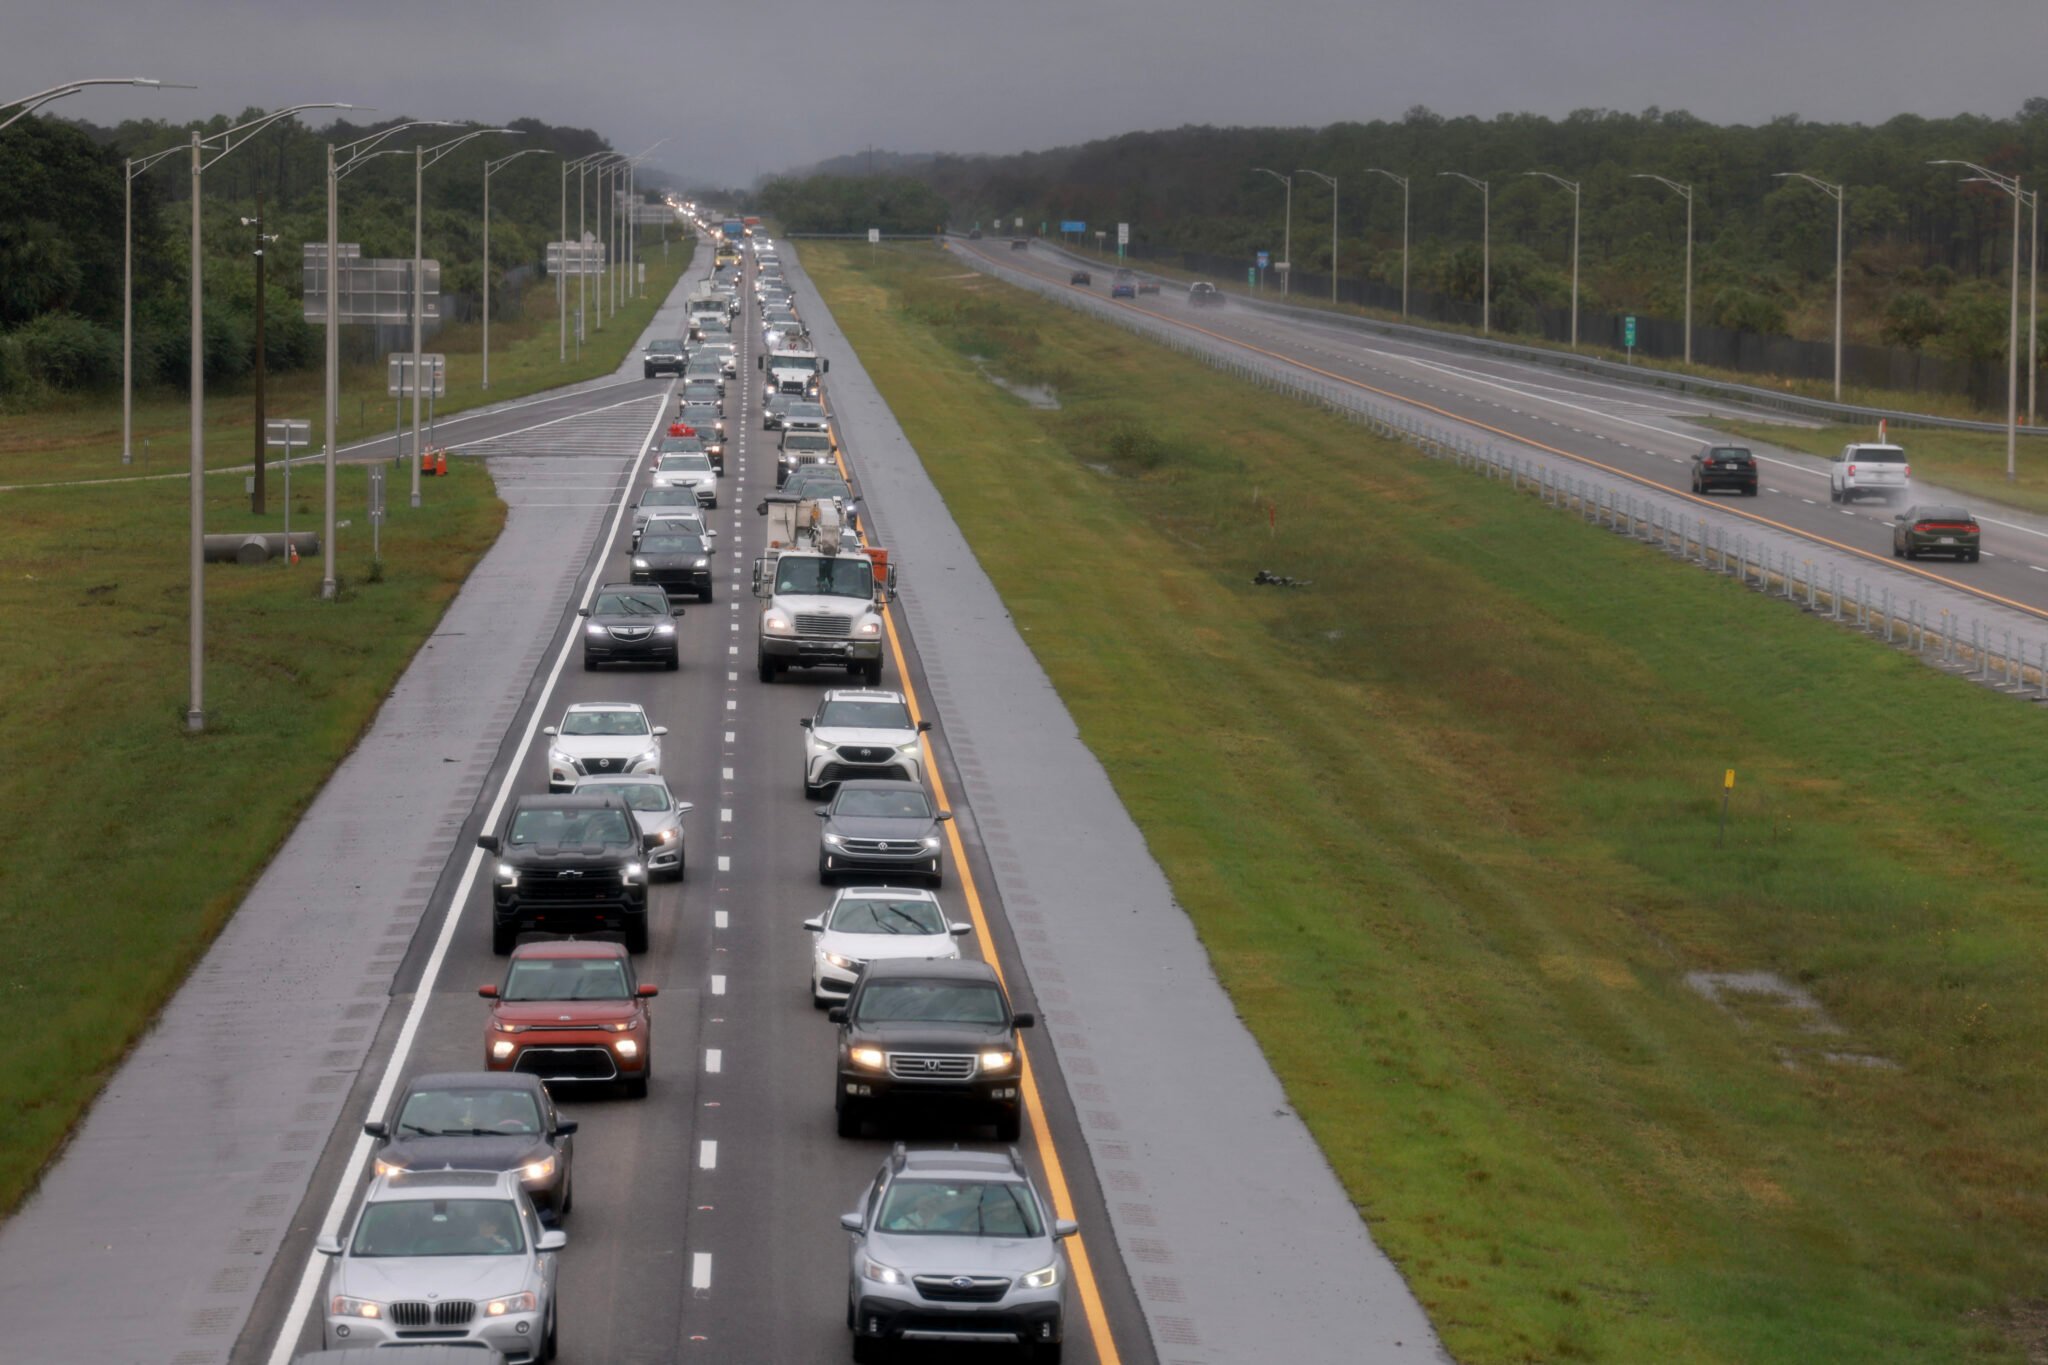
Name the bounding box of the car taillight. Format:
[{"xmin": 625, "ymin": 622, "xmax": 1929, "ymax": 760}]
[
  {"xmin": 1914, "ymin": 523, "xmax": 1936, "ymax": 534},
  {"xmin": 1967, "ymin": 524, "xmax": 1980, "ymax": 535},
  {"xmin": 1848, "ymin": 464, "xmax": 1857, "ymax": 476},
  {"xmin": 1903, "ymin": 465, "xmax": 1911, "ymax": 478}
]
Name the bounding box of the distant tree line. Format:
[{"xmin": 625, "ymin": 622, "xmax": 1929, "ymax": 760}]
[
  {"xmin": 792, "ymin": 103, "xmax": 2048, "ymax": 376},
  {"xmin": 755, "ymin": 174, "xmax": 949, "ymax": 235},
  {"xmin": 0, "ymin": 112, "xmax": 644, "ymax": 404}
]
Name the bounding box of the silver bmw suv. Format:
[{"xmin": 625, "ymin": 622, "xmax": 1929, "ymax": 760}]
[
  {"xmin": 841, "ymin": 1144, "xmax": 1075, "ymax": 1362},
  {"xmin": 320, "ymin": 1168, "xmax": 564, "ymax": 1362}
]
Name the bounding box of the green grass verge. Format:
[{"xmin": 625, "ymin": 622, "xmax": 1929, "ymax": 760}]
[
  {"xmin": 1706, "ymin": 416, "xmax": 2048, "ymax": 518},
  {"xmin": 0, "ymin": 463, "xmax": 505, "ymax": 1217},
  {"xmin": 0, "ymin": 236, "xmax": 692, "ymax": 488},
  {"xmin": 807, "ymin": 241, "xmax": 2048, "ymax": 1364}
]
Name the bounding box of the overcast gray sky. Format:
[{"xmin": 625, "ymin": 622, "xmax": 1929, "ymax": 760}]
[{"xmin": 7, "ymin": 0, "xmax": 2043, "ymax": 185}]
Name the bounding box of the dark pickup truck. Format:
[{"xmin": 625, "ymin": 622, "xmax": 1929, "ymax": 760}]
[{"xmin": 479, "ymin": 792, "xmax": 650, "ymax": 954}]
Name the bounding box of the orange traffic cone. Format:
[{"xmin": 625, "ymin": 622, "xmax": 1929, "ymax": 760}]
[
  {"xmin": 288, "ymin": 540, "xmax": 299, "ymax": 565},
  {"xmin": 435, "ymin": 449, "xmax": 448, "ymax": 476}
]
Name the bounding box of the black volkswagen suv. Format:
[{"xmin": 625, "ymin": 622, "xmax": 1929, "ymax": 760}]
[
  {"xmin": 831, "ymin": 959, "xmax": 1035, "ymax": 1141},
  {"xmin": 479, "ymin": 792, "xmax": 650, "ymax": 953}
]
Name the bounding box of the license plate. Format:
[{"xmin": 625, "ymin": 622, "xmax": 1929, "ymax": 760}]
[{"xmin": 1939, "ymin": 537, "xmax": 1956, "ymax": 545}]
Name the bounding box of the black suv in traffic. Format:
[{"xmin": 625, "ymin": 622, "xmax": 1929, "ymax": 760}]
[
  {"xmin": 644, "ymin": 338, "xmax": 687, "ymax": 379},
  {"xmin": 1690, "ymin": 443, "xmax": 1758, "ymax": 496},
  {"xmin": 831, "ymin": 959, "xmax": 1035, "ymax": 1141},
  {"xmin": 479, "ymin": 792, "xmax": 651, "ymax": 954}
]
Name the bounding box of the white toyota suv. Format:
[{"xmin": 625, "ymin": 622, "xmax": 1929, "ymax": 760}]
[
  {"xmin": 1829, "ymin": 442, "xmax": 1910, "ymax": 504},
  {"xmin": 544, "ymin": 702, "xmax": 667, "ymax": 792},
  {"xmin": 800, "ymin": 689, "xmax": 929, "ymax": 797}
]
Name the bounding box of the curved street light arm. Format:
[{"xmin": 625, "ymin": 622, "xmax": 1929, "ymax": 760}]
[
  {"xmin": 1296, "ymin": 169, "xmax": 1337, "ymax": 189},
  {"xmin": 486, "ymin": 147, "xmax": 556, "ymax": 176},
  {"xmin": 335, "ymin": 120, "xmax": 453, "ymax": 179},
  {"xmin": 1630, "ymin": 172, "xmax": 1692, "ymax": 201},
  {"xmin": 1773, "ymin": 170, "xmax": 1843, "ymax": 200},
  {"xmin": 417, "ymin": 126, "xmax": 519, "ymax": 172},
  {"xmin": 1362, "ymin": 167, "xmax": 1408, "ymax": 189},
  {"xmin": 1439, "ymin": 170, "xmax": 1487, "ymax": 193},
  {"xmin": 1522, "ymin": 170, "xmax": 1580, "ymax": 194},
  {"xmin": 199, "ymin": 103, "xmax": 355, "ymax": 172},
  {"xmin": 0, "ymin": 78, "xmax": 191, "ymax": 132}
]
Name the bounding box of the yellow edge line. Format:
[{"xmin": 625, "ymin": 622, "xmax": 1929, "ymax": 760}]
[
  {"xmin": 953, "ymin": 241, "xmax": 2048, "ymax": 626},
  {"xmin": 817, "ymin": 377, "xmax": 1124, "ymax": 1363}
]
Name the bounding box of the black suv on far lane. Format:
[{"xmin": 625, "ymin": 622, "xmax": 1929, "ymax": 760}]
[
  {"xmin": 831, "ymin": 959, "xmax": 1035, "ymax": 1141},
  {"xmin": 479, "ymin": 792, "xmax": 650, "ymax": 954},
  {"xmin": 1690, "ymin": 443, "xmax": 1758, "ymax": 496}
]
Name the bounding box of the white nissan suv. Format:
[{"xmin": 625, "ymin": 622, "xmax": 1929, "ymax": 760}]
[
  {"xmin": 544, "ymin": 702, "xmax": 666, "ymax": 792},
  {"xmin": 799, "ymin": 689, "xmax": 930, "ymax": 798}
]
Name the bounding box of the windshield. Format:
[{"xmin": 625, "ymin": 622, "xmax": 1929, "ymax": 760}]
[
  {"xmin": 581, "ymin": 780, "xmax": 670, "ymax": 812},
  {"xmin": 789, "ymin": 404, "xmax": 826, "ymax": 421},
  {"xmin": 772, "ymin": 355, "xmax": 820, "ymax": 373},
  {"xmin": 660, "ymin": 453, "xmax": 713, "ymax": 473},
  {"xmin": 875, "ymin": 1179, "xmax": 1042, "ymax": 1237},
  {"xmin": 682, "ymin": 407, "xmax": 722, "ymax": 424},
  {"xmin": 775, "ymin": 556, "xmax": 873, "ymax": 599},
  {"xmin": 592, "ymin": 592, "xmax": 665, "ymax": 616},
  {"xmin": 507, "ymin": 807, "xmax": 634, "ymax": 845},
  {"xmin": 560, "ymin": 709, "xmax": 649, "ymax": 736},
  {"xmin": 642, "ymin": 487, "xmax": 697, "ymax": 508},
  {"xmin": 834, "ymin": 787, "xmax": 934, "ymax": 819},
  {"xmin": 856, "ymin": 982, "xmax": 1007, "ymax": 1025},
  {"xmin": 786, "ymin": 478, "xmax": 850, "ymax": 501},
  {"xmin": 646, "ymin": 340, "xmax": 683, "ymax": 353},
  {"xmin": 395, "ymin": 1087, "xmax": 541, "ymax": 1138},
  {"xmin": 1856, "ymin": 447, "xmax": 1907, "ymax": 463},
  {"xmin": 818, "ymin": 699, "xmax": 912, "ymax": 730},
  {"xmin": 350, "ymin": 1199, "xmax": 527, "ymax": 1258},
  {"xmin": 830, "ymin": 897, "xmax": 946, "ymax": 935},
  {"xmin": 641, "ymin": 534, "xmax": 706, "ymax": 555},
  {"xmin": 784, "ymin": 434, "xmax": 831, "ymax": 452},
  {"xmin": 503, "ymin": 956, "xmax": 631, "ymax": 1001}
]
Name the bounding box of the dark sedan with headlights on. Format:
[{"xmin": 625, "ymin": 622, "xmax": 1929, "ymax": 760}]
[
  {"xmin": 632, "ymin": 527, "xmax": 716, "ymax": 601},
  {"xmin": 579, "ymin": 583, "xmax": 681, "ymax": 670},
  {"xmin": 1893, "ymin": 505, "xmax": 1981, "ymax": 561},
  {"xmin": 817, "ymin": 779, "xmax": 952, "ymax": 886}
]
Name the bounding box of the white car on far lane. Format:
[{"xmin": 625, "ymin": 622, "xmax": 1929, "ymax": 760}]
[{"xmin": 802, "ymin": 887, "xmax": 972, "ymax": 1006}]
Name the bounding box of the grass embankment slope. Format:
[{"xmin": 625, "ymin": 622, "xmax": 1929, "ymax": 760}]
[
  {"xmin": 807, "ymin": 241, "xmax": 2048, "ymax": 1365},
  {"xmin": 1708, "ymin": 416, "xmax": 2048, "ymax": 519},
  {"xmin": 0, "ymin": 238, "xmax": 692, "ymax": 488}
]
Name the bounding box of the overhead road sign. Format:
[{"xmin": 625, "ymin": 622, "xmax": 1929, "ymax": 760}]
[
  {"xmin": 303, "ymin": 247, "xmax": 440, "ymax": 325},
  {"xmin": 1060, "ymin": 220, "xmax": 1087, "ymax": 233}
]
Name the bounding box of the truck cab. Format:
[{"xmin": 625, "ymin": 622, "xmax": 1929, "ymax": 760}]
[
  {"xmin": 753, "ymin": 544, "xmax": 893, "ymax": 685},
  {"xmin": 759, "ymin": 340, "xmax": 829, "ymax": 398}
]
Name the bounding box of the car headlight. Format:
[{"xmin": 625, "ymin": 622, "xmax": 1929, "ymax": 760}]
[
  {"xmin": 655, "ymin": 623, "xmax": 675, "ymax": 636},
  {"xmin": 898, "ymin": 741, "xmax": 922, "ymax": 755},
  {"xmin": 491, "ymin": 1040, "xmax": 516, "ymax": 1060},
  {"xmin": 521, "ymin": 1156, "xmax": 556, "ymax": 1182},
  {"xmin": 808, "ymin": 733, "xmax": 833, "ymax": 751},
  {"xmin": 923, "ymin": 835, "xmax": 943, "ymax": 850},
  {"xmin": 372, "ymin": 1157, "xmax": 405, "ymax": 1177},
  {"xmin": 651, "ymin": 828, "xmax": 676, "ymax": 843},
  {"xmin": 633, "ymin": 557, "xmax": 650, "ymax": 569},
  {"xmin": 607, "ymin": 1020, "xmax": 633, "ymax": 1032},
  {"xmin": 764, "ymin": 612, "xmax": 793, "ymax": 635},
  {"xmin": 615, "ymin": 1038, "xmax": 639, "ymax": 1057},
  {"xmin": 849, "ymin": 1045, "xmax": 885, "ymax": 1070},
  {"xmin": 824, "ymin": 951, "xmax": 861, "ymax": 970},
  {"xmin": 623, "ymin": 862, "xmax": 645, "ymax": 882},
  {"xmin": 822, "ymin": 832, "xmax": 845, "ymax": 848},
  {"xmin": 856, "ymin": 620, "xmax": 881, "ymax": 638},
  {"xmin": 496, "ymin": 862, "xmax": 518, "ymax": 887},
  {"xmin": 492, "ymin": 1019, "xmax": 524, "ymax": 1033},
  {"xmin": 1021, "ymin": 1262, "xmax": 1061, "ymax": 1289},
  {"xmin": 585, "ymin": 623, "xmax": 606, "ymax": 637},
  {"xmin": 694, "ymin": 557, "xmax": 709, "ymax": 568},
  {"xmin": 633, "ymin": 749, "xmax": 659, "ymax": 768},
  {"xmin": 979, "ymin": 1049, "xmax": 1015, "ymax": 1071},
  {"xmin": 483, "ymin": 1291, "xmax": 538, "ymax": 1317},
  {"xmin": 331, "ymin": 1295, "xmax": 384, "ymax": 1319},
  {"xmin": 861, "ymin": 1255, "xmax": 903, "ymax": 1285},
  {"xmin": 549, "ymin": 749, "xmax": 573, "ymax": 769}
]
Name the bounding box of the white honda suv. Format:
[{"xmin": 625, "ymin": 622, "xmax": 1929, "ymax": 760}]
[
  {"xmin": 544, "ymin": 702, "xmax": 666, "ymax": 792},
  {"xmin": 799, "ymin": 689, "xmax": 930, "ymax": 798}
]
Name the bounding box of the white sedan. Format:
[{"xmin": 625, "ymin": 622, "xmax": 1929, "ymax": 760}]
[{"xmin": 801, "ymin": 887, "xmax": 971, "ymax": 1006}]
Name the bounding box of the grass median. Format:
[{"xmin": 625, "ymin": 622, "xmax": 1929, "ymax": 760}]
[
  {"xmin": 0, "ymin": 429, "xmax": 504, "ymax": 1219},
  {"xmin": 0, "ymin": 237, "xmax": 692, "ymax": 488},
  {"xmin": 808, "ymin": 240, "xmax": 2048, "ymax": 1365}
]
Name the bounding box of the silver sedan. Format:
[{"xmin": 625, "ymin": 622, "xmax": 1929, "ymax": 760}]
[{"xmin": 573, "ymin": 774, "xmax": 692, "ymax": 879}]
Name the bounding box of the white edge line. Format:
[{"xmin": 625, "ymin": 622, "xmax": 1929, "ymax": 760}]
[{"xmin": 262, "ymin": 378, "xmax": 675, "ymax": 1365}]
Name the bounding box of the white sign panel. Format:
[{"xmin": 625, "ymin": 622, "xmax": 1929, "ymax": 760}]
[
  {"xmin": 1117, "ymin": 222, "xmax": 1129, "ymax": 245},
  {"xmin": 868, "ymin": 228, "xmax": 880, "ymax": 244}
]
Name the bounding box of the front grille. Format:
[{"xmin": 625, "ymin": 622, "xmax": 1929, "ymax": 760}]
[
  {"xmin": 795, "ymin": 613, "xmax": 852, "ymax": 638},
  {"xmin": 843, "ymin": 838, "xmax": 928, "ymax": 855},
  {"xmin": 609, "ymin": 626, "xmax": 652, "ymax": 641},
  {"xmin": 836, "ymin": 745, "xmax": 896, "ymax": 764},
  {"xmin": 515, "ymin": 1046, "xmax": 620, "ymax": 1080},
  {"xmin": 518, "ymin": 868, "xmax": 625, "ymax": 903},
  {"xmin": 573, "ymin": 755, "xmax": 631, "ymax": 775},
  {"xmin": 822, "ymin": 761, "xmax": 906, "ymax": 785},
  {"xmin": 390, "ymin": 1300, "xmax": 476, "ymax": 1327},
  {"xmin": 888, "ymin": 1052, "xmax": 976, "ymax": 1080},
  {"xmin": 912, "ymin": 1275, "xmax": 1011, "ymax": 1303}
]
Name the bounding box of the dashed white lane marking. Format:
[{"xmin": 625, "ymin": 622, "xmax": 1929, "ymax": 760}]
[
  {"xmin": 699, "ymin": 1140, "xmax": 718, "ymax": 1169},
  {"xmin": 725, "ymin": 699, "xmax": 737, "ymax": 711},
  {"xmin": 722, "ymin": 766, "xmax": 734, "ymax": 780},
  {"xmin": 724, "ymin": 731, "xmax": 735, "ymax": 742},
  {"xmin": 720, "ymin": 808, "xmax": 733, "ymax": 822},
  {"xmin": 691, "ymin": 1252, "xmax": 713, "ymax": 1290},
  {"xmin": 717, "ymin": 855, "xmax": 731, "ymax": 872},
  {"xmin": 1801, "ymin": 498, "xmax": 1817, "ymax": 505},
  {"xmin": 729, "ymin": 645, "xmax": 738, "ymax": 655},
  {"xmin": 730, "ymin": 622, "xmax": 739, "ymax": 632},
  {"xmin": 705, "ymin": 1048, "xmax": 723, "ymax": 1073},
  {"xmin": 711, "ymin": 974, "xmax": 726, "ymax": 995},
  {"xmin": 714, "ymin": 909, "xmax": 729, "ymax": 928},
  {"xmin": 2031, "ymin": 564, "xmax": 2048, "ymax": 573}
]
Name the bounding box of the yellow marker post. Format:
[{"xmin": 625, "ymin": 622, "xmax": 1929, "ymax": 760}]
[{"xmin": 1720, "ymin": 768, "xmax": 1735, "ymax": 844}]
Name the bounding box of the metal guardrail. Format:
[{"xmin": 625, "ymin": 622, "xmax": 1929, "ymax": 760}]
[
  {"xmin": 948, "ymin": 238, "xmax": 2048, "ymax": 701},
  {"xmin": 998, "ymin": 236, "xmax": 2047, "ymax": 439}
]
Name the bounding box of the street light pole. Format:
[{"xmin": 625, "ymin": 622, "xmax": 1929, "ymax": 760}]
[
  {"xmin": 1363, "ymin": 168, "xmax": 1409, "ymax": 317},
  {"xmin": 2027, "ymin": 188, "xmax": 2039, "ymax": 426},
  {"xmin": 483, "ymin": 148, "xmax": 556, "ymax": 389},
  {"xmin": 1439, "ymin": 172, "xmax": 1490, "ymax": 334},
  {"xmin": 1774, "ymin": 172, "xmax": 1845, "ymax": 400},
  {"xmin": 1253, "ymin": 168, "xmax": 1292, "ymax": 296},
  {"xmin": 122, "ymin": 143, "xmax": 189, "ymax": 467},
  {"xmin": 1298, "ymin": 169, "xmax": 1338, "ymax": 303},
  {"xmin": 1932, "ymin": 160, "xmax": 2024, "ymax": 481},
  {"xmin": 1523, "ymin": 172, "xmax": 1581, "ymax": 349},
  {"xmin": 561, "ymin": 152, "xmax": 604, "ymax": 362},
  {"xmin": 1631, "ymin": 174, "xmax": 1694, "ymax": 364},
  {"xmin": 0, "ymin": 76, "xmax": 184, "ymax": 131}
]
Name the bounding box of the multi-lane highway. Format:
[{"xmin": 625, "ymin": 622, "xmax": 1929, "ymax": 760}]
[{"xmin": 960, "ymin": 238, "xmax": 2048, "ymax": 660}]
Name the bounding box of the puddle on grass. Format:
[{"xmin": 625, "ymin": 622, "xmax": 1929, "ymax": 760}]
[
  {"xmin": 1684, "ymin": 970, "xmax": 1899, "ymax": 1071},
  {"xmin": 968, "ymin": 355, "xmax": 1060, "ymax": 409}
]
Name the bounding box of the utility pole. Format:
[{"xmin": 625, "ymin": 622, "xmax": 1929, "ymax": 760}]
[{"xmin": 246, "ymin": 193, "xmax": 272, "ymax": 513}]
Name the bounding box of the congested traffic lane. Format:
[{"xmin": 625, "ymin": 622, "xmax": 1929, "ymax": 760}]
[
  {"xmin": 971, "ymin": 239, "xmax": 2048, "ymax": 629},
  {"xmin": 252, "ymin": 235, "xmax": 1143, "ymax": 1364}
]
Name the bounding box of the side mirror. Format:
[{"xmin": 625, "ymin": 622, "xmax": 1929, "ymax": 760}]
[
  {"xmin": 917, "ymin": 720, "xmax": 932, "ymax": 733},
  {"xmin": 822, "ymin": 358, "xmax": 831, "ymax": 373},
  {"xmin": 950, "ymin": 923, "xmax": 972, "ymax": 936},
  {"xmin": 1012, "ymin": 1012, "xmax": 1037, "ymax": 1029},
  {"xmin": 803, "ymin": 916, "xmax": 825, "ymax": 932},
  {"xmin": 677, "ymin": 800, "xmax": 695, "ymax": 814},
  {"xmin": 478, "ymin": 984, "xmax": 499, "ymax": 999},
  {"xmin": 936, "ymin": 811, "xmax": 953, "ymax": 822},
  {"xmin": 363, "ymin": 1121, "xmax": 389, "ymax": 1139},
  {"xmin": 477, "ymin": 835, "xmax": 501, "ymax": 854},
  {"xmin": 653, "ymin": 726, "xmax": 669, "ymax": 736},
  {"xmin": 315, "ymin": 1235, "xmax": 343, "ymax": 1256},
  {"xmin": 757, "ymin": 354, "xmax": 765, "ymax": 370},
  {"xmin": 537, "ymin": 1230, "xmax": 569, "ymax": 1252},
  {"xmin": 828, "ymin": 1006, "xmax": 848, "ymax": 1023},
  {"xmin": 799, "ymin": 717, "xmax": 814, "ymax": 729},
  {"xmin": 672, "ymin": 609, "xmax": 686, "ymax": 619},
  {"xmin": 554, "ymin": 1120, "xmax": 579, "ymax": 1137},
  {"xmin": 840, "ymin": 1212, "xmax": 863, "ymax": 1233},
  {"xmin": 1054, "ymin": 1219, "xmax": 1079, "ymax": 1240},
  {"xmin": 756, "ymin": 501, "xmax": 769, "ymax": 515},
  {"xmin": 1894, "ymin": 513, "xmax": 1908, "ymax": 521},
  {"xmin": 542, "ymin": 726, "xmax": 558, "ymax": 737},
  {"xmin": 637, "ymin": 983, "xmax": 660, "ymax": 998},
  {"xmin": 576, "ymin": 607, "xmax": 590, "ymax": 617},
  {"xmin": 816, "ymin": 808, "xmax": 830, "ymax": 817}
]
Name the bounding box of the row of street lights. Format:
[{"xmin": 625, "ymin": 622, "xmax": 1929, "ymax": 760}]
[{"xmin": 554, "ymin": 141, "xmax": 670, "ymax": 362}]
